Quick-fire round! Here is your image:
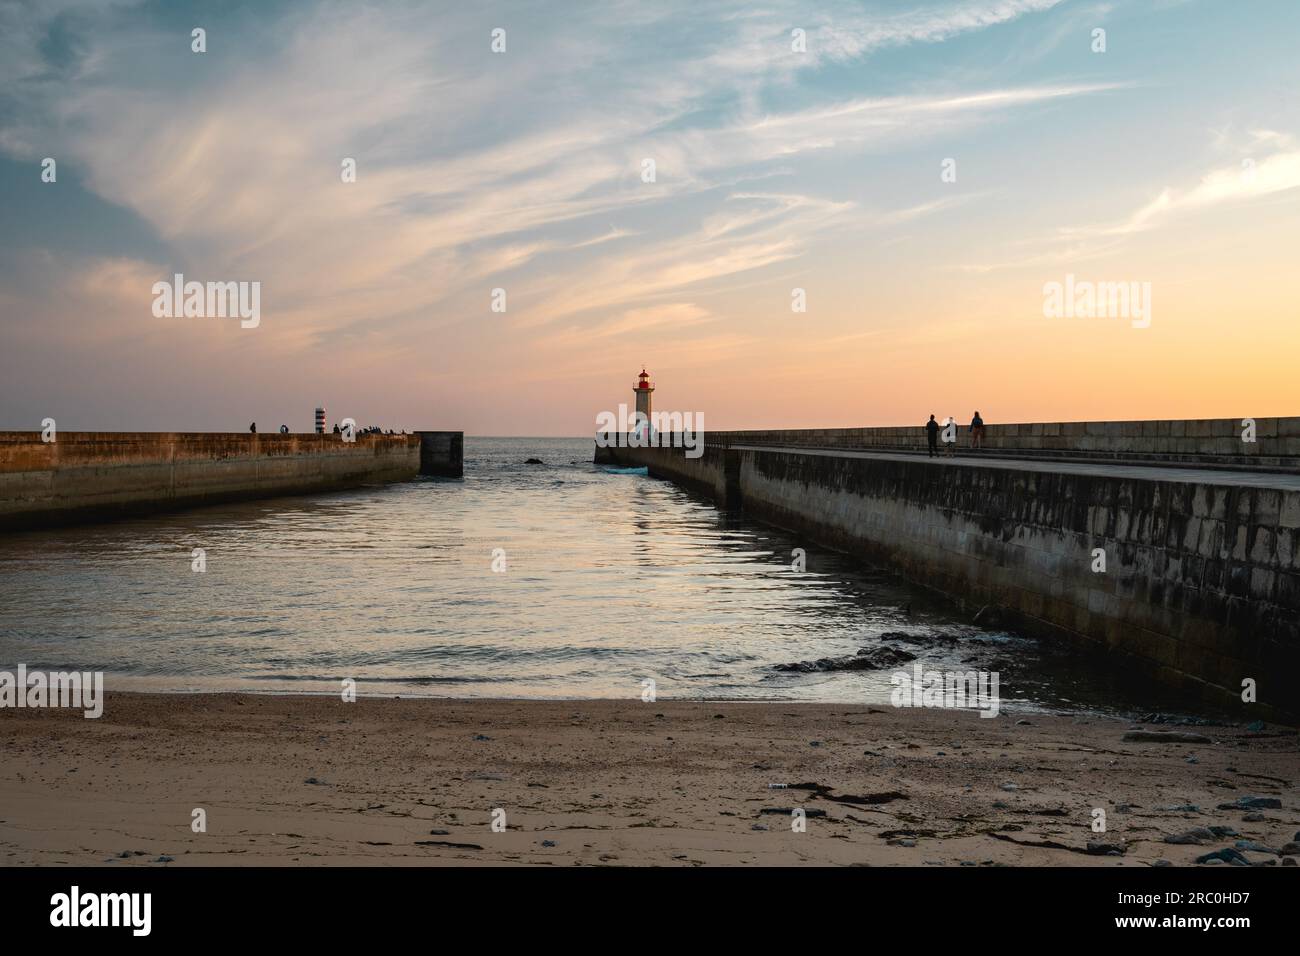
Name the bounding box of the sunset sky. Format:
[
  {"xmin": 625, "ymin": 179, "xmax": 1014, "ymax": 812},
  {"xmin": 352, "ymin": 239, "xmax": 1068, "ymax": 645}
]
[{"xmin": 2, "ymin": 0, "xmax": 1298, "ymax": 435}]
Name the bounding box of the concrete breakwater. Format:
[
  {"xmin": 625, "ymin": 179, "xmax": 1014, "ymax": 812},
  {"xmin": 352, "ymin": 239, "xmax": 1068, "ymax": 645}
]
[
  {"xmin": 0, "ymin": 430, "xmax": 463, "ymax": 530},
  {"xmin": 597, "ymin": 419, "xmax": 1300, "ymax": 719}
]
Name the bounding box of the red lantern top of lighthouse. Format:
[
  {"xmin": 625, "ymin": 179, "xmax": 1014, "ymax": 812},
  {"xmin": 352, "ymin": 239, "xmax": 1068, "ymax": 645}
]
[{"xmin": 634, "ymin": 368, "xmax": 654, "ymax": 390}]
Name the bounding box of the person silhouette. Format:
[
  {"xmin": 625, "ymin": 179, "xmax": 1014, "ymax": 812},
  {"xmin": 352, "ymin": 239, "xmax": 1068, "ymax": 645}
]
[{"xmin": 925, "ymin": 414, "xmax": 939, "ymax": 457}]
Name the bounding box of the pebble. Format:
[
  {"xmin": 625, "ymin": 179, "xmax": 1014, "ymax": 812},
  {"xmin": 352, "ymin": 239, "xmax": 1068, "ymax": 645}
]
[
  {"xmin": 541, "ymin": 840, "xmax": 557, "ymax": 848},
  {"xmin": 1196, "ymin": 847, "xmax": 1250, "ymax": 866},
  {"xmin": 1218, "ymin": 796, "xmax": 1282, "ymax": 810},
  {"xmin": 1234, "ymin": 840, "xmax": 1276, "ymax": 854},
  {"xmin": 1086, "ymin": 842, "xmax": 1125, "ymax": 856}
]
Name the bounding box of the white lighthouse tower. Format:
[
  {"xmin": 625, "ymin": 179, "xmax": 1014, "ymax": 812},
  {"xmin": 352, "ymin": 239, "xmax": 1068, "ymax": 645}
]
[
  {"xmin": 633, "ymin": 368, "xmax": 654, "ymax": 419},
  {"xmin": 633, "ymin": 368, "xmax": 654, "ymax": 438}
]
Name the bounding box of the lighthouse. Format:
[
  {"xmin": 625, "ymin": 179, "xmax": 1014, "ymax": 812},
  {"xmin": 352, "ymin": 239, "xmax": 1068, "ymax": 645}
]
[
  {"xmin": 633, "ymin": 368, "xmax": 654, "ymax": 437},
  {"xmin": 633, "ymin": 368, "xmax": 654, "ymax": 419}
]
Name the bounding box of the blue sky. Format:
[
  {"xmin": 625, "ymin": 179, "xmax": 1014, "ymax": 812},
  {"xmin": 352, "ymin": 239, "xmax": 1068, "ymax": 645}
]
[{"xmin": 2, "ymin": 0, "xmax": 1298, "ymax": 433}]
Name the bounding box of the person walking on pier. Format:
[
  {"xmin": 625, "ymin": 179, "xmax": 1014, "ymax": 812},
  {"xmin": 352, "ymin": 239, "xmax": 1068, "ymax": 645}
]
[
  {"xmin": 943, "ymin": 416, "xmax": 956, "ymax": 457},
  {"xmin": 925, "ymin": 414, "xmax": 939, "ymax": 457},
  {"xmin": 970, "ymin": 411, "xmax": 985, "ymax": 449},
  {"xmin": 249, "ymin": 422, "xmax": 256, "ymax": 434}
]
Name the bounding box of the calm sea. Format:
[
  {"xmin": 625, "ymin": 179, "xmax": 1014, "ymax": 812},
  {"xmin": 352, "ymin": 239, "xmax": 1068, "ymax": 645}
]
[{"xmin": 0, "ymin": 438, "xmax": 1201, "ymax": 713}]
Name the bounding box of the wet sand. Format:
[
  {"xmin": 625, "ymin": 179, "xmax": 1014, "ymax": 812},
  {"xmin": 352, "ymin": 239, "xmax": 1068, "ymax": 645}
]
[{"xmin": 1, "ymin": 694, "xmax": 1295, "ymax": 866}]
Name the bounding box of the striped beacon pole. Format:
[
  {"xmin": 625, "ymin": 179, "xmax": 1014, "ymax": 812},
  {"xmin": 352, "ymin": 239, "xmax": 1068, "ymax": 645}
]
[{"xmin": 314, "ymin": 407, "xmax": 325, "ymax": 434}]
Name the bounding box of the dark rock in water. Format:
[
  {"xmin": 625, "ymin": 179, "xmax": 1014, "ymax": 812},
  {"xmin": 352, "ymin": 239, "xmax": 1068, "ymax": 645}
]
[
  {"xmin": 1138, "ymin": 712, "xmax": 1215, "ymax": 727},
  {"xmin": 1217, "ymin": 796, "xmax": 1283, "ymax": 811},
  {"xmin": 878, "ymin": 630, "xmax": 959, "ymax": 646},
  {"xmin": 774, "ymin": 646, "xmax": 915, "ymax": 673},
  {"xmin": 524, "ymin": 458, "xmax": 545, "ymax": 465}
]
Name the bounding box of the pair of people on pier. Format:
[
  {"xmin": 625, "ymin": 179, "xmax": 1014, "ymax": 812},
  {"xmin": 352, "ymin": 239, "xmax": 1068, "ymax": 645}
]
[{"xmin": 925, "ymin": 412, "xmax": 985, "ymax": 456}]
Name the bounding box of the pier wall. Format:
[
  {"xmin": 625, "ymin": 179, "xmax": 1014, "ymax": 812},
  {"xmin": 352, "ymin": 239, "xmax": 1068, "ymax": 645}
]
[
  {"xmin": 0, "ymin": 431, "xmax": 462, "ymax": 530},
  {"xmin": 705, "ymin": 416, "xmax": 1300, "ymax": 470},
  {"xmin": 598, "ymin": 434, "xmax": 1300, "ymax": 718}
]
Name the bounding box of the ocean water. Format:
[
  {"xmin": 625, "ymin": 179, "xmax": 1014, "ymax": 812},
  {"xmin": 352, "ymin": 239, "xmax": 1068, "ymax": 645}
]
[{"xmin": 0, "ymin": 438, "xmax": 1199, "ymax": 713}]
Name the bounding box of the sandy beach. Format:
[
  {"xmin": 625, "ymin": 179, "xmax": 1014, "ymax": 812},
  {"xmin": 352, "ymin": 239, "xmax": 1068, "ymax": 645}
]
[{"xmin": 1, "ymin": 693, "xmax": 1295, "ymax": 867}]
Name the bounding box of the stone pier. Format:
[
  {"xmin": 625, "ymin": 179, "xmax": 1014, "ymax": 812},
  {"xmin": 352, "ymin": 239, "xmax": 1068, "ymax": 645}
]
[
  {"xmin": 596, "ymin": 417, "xmax": 1300, "ymax": 720},
  {"xmin": 0, "ymin": 429, "xmax": 464, "ymax": 530}
]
